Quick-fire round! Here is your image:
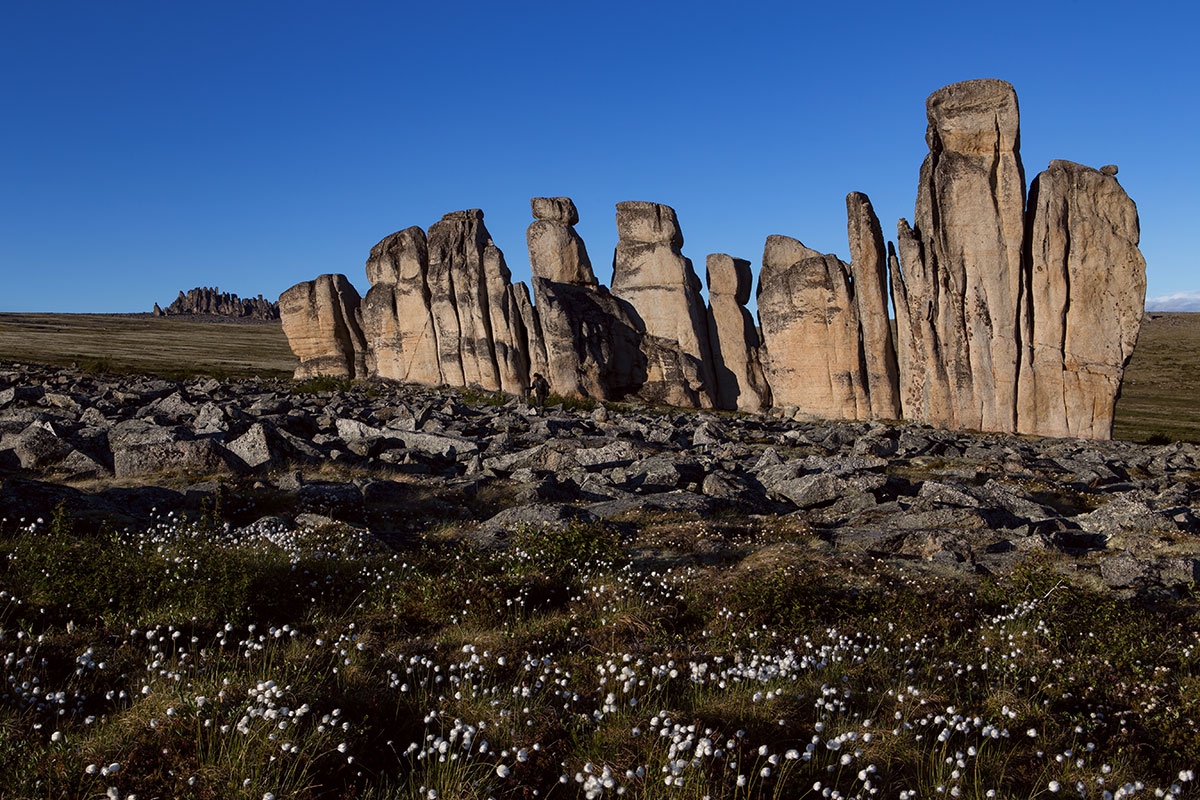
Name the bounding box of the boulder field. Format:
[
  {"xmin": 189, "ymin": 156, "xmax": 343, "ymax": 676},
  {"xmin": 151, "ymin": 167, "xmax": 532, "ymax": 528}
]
[{"xmin": 2, "ymin": 361, "xmax": 1196, "ymax": 593}]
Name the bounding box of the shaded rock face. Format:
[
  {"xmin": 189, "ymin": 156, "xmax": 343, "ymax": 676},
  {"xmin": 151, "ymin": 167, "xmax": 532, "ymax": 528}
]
[
  {"xmin": 892, "ymin": 79, "xmax": 1026, "ymax": 433},
  {"xmin": 757, "ymin": 239, "xmax": 869, "ymax": 419},
  {"xmin": 526, "ymin": 199, "xmax": 649, "ymax": 402},
  {"xmin": 705, "ymin": 254, "xmax": 770, "ymax": 411},
  {"xmin": 1017, "ymin": 160, "xmax": 1146, "ymax": 438},
  {"xmin": 155, "ymin": 287, "xmax": 279, "ymax": 319},
  {"xmin": 279, "ymin": 274, "xmax": 367, "ymax": 379},
  {"xmin": 611, "ymin": 201, "xmax": 716, "ymax": 408},
  {"xmin": 845, "ymin": 193, "xmax": 900, "ymax": 419},
  {"xmin": 531, "ymin": 277, "xmax": 646, "ymax": 401}
]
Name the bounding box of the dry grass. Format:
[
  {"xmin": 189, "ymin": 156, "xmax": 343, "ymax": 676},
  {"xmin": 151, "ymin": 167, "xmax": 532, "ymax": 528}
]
[
  {"xmin": 1, "ymin": 311, "xmax": 1197, "ymax": 442},
  {"xmin": 0, "ymin": 312, "xmax": 296, "ymax": 379},
  {"xmin": 1113, "ymin": 312, "xmax": 1200, "ymax": 442}
]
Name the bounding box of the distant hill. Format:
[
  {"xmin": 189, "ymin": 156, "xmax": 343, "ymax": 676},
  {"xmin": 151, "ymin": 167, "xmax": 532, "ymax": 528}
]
[{"xmin": 154, "ymin": 286, "xmax": 279, "ymax": 320}]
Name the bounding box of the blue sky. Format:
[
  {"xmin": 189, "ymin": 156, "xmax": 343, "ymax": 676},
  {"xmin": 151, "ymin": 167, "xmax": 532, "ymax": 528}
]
[{"xmin": 2, "ymin": 1, "xmax": 1197, "ymax": 313}]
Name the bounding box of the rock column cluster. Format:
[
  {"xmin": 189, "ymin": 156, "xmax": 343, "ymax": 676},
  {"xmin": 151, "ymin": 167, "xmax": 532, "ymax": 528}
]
[{"xmin": 280, "ymin": 79, "xmax": 1146, "ymax": 440}]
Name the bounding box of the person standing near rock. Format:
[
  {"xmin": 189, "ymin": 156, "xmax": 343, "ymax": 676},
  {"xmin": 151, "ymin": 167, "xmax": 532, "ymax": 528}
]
[{"xmin": 530, "ymin": 372, "xmax": 550, "ymax": 408}]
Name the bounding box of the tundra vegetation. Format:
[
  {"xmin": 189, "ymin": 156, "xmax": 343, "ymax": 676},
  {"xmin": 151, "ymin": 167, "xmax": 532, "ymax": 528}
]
[
  {"xmin": 1, "ymin": 328, "xmax": 1199, "ymax": 797},
  {"xmin": 1, "ymin": 501, "xmax": 1199, "ymax": 799}
]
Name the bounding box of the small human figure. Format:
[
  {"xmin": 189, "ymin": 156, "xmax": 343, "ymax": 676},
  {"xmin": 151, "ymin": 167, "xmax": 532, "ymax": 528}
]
[{"xmin": 530, "ymin": 372, "xmax": 550, "ymax": 408}]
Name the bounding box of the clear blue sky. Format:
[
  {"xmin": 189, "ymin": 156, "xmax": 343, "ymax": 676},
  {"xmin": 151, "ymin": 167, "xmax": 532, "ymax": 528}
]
[{"xmin": 2, "ymin": 0, "xmax": 1197, "ymax": 313}]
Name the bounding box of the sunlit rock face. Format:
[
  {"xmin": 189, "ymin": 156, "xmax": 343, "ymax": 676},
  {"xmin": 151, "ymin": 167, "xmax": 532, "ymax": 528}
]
[
  {"xmin": 1016, "ymin": 160, "xmax": 1146, "ymax": 439},
  {"xmin": 279, "ymin": 80, "xmax": 1147, "ymax": 440},
  {"xmin": 610, "ymin": 201, "xmax": 717, "ymax": 409},
  {"xmin": 845, "ymin": 192, "xmax": 900, "ymax": 420},
  {"xmin": 891, "ymin": 78, "xmax": 1027, "ymax": 433},
  {"xmin": 360, "ymin": 227, "xmax": 442, "ymax": 386},
  {"xmin": 279, "ymin": 274, "xmax": 367, "ymax": 380},
  {"xmin": 359, "ymin": 211, "xmax": 535, "ymax": 395},
  {"xmin": 757, "ymin": 239, "xmax": 870, "ymax": 420},
  {"xmin": 705, "ymin": 253, "xmax": 770, "ymax": 412}
]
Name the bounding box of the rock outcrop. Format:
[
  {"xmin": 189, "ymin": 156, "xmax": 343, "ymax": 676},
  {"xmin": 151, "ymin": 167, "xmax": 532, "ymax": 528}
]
[
  {"xmin": 846, "ymin": 193, "xmax": 900, "ymax": 419},
  {"xmin": 892, "ymin": 79, "xmax": 1026, "ymax": 433},
  {"xmin": 360, "ymin": 227, "xmax": 442, "ymax": 385},
  {"xmin": 426, "ymin": 210, "xmax": 503, "ymax": 391},
  {"xmin": 527, "ymin": 199, "xmax": 645, "ymax": 400},
  {"xmin": 1016, "ymin": 160, "xmax": 1146, "ymax": 438},
  {"xmin": 155, "ymin": 287, "xmax": 279, "ymax": 320},
  {"xmin": 757, "ymin": 238, "xmax": 869, "ymax": 419},
  {"xmin": 279, "ymin": 274, "xmax": 367, "ymax": 379},
  {"xmin": 705, "ymin": 254, "xmax": 770, "ymax": 411},
  {"xmin": 277, "ymin": 80, "xmax": 1147, "ymax": 441},
  {"xmin": 611, "ymin": 202, "xmax": 716, "ymax": 408}
]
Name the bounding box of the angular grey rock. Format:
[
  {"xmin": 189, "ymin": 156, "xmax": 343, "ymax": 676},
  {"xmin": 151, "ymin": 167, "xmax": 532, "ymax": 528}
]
[
  {"xmin": 1016, "ymin": 160, "xmax": 1146, "ymax": 439},
  {"xmin": 473, "ymin": 503, "xmax": 597, "ymax": 547},
  {"xmin": 705, "ymin": 254, "xmax": 771, "ymax": 411},
  {"xmin": 0, "ymin": 423, "xmax": 72, "ymax": 470},
  {"xmin": 845, "ymin": 192, "xmax": 900, "ymax": 419},
  {"xmin": 0, "ymin": 386, "xmax": 46, "ymax": 407},
  {"xmin": 228, "ymin": 422, "xmax": 290, "ymax": 470},
  {"xmin": 113, "ymin": 438, "xmax": 240, "ymax": 478},
  {"xmin": 611, "ymin": 201, "xmax": 716, "ymax": 408},
  {"xmin": 279, "ymin": 274, "xmax": 368, "ymax": 379}
]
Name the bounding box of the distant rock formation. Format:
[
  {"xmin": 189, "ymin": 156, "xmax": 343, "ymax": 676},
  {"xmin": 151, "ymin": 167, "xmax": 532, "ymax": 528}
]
[
  {"xmin": 155, "ymin": 287, "xmax": 279, "ymax": 319},
  {"xmin": 278, "ymin": 79, "xmax": 1146, "ymax": 440}
]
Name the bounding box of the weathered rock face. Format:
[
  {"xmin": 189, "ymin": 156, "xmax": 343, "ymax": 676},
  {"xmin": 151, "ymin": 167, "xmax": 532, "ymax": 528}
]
[
  {"xmin": 362, "ymin": 213, "xmax": 533, "ymax": 395},
  {"xmin": 705, "ymin": 254, "xmax": 770, "ymax": 411},
  {"xmin": 426, "ymin": 210, "xmax": 503, "ymax": 391},
  {"xmin": 758, "ymin": 240, "xmax": 869, "ymax": 419},
  {"xmin": 611, "ymin": 202, "xmax": 716, "ymax": 408},
  {"xmin": 846, "ymin": 193, "xmax": 900, "ymax": 419},
  {"xmin": 360, "ymin": 227, "xmax": 442, "ymax": 386},
  {"xmin": 279, "ymin": 274, "xmax": 367, "ymax": 379},
  {"xmin": 895, "ymin": 78, "xmax": 1026, "ymax": 433},
  {"xmin": 532, "ymin": 278, "xmax": 646, "ymax": 401},
  {"xmin": 155, "ymin": 287, "xmax": 279, "ymax": 319},
  {"xmin": 276, "ymin": 80, "xmax": 1147, "ymax": 441},
  {"xmin": 526, "ymin": 197, "xmax": 597, "ymax": 286},
  {"xmin": 1017, "ymin": 160, "xmax": 1146, "ymax": 439},
  {"xmin": 527, "ymin": 199, "xmax": 644, "ymax": 401}
]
